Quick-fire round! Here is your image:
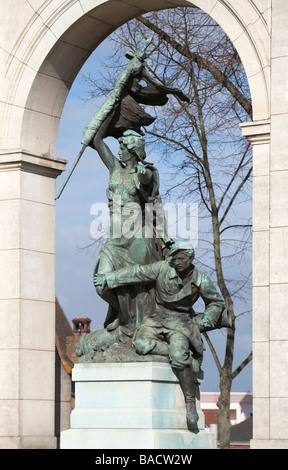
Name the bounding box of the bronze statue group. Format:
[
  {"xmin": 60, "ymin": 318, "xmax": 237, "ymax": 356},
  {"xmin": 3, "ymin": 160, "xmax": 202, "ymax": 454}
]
[{"xmin": 62, "ymin": 39, "xmax": 231, "ymax": 430}]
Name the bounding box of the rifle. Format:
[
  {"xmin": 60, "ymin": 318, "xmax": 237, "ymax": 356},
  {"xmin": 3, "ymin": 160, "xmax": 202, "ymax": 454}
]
[{"xmin": 55, "ymin": 36, "xmax": 153, "ymax": 200}]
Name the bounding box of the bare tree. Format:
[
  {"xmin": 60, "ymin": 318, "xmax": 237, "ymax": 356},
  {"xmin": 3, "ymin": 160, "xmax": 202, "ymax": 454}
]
[{"xmin": 83, "ymin": 6, "xmax": 253, "ymax": 448}]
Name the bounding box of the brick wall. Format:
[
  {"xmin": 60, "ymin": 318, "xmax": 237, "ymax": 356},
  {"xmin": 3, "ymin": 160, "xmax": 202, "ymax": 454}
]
[{"xmin": 203, "ymin": 409, "xmax": 219, "ymax": 427}]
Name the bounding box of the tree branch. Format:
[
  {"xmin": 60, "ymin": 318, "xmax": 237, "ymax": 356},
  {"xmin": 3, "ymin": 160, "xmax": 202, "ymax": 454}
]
[
  {"xmin": 217, "ymin": 143, "xmax": 251, "ymax": 212},
  {"xmin": 232, "ymin": 351, "xmax": 253, "ymax": 379},
  {"xmin": 219, "ymin": 165, "xmax": 252, "ymax": 226},
  {"xmin": 203, "ymin": 332, "xmax": 222, "ymax": 373},
  {"xmin": 137, "ymin": 15, "xmax": 252, "ymax": 118},
  {"xmin": 220, "ymin": 224, "xmax": 252, "ymax": 235}
]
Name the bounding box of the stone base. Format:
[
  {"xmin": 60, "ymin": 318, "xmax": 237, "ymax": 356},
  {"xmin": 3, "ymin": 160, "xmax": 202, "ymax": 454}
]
[
  {"xmin": 61, "ymin": 428, "xmax": 214, "ymax": 449},
  {"xmin": 0, "ymin": 436, "xmax": 57, "ymax": 449},
  {"xmin": 60, "ymin": 362, "xmax": 215, "ymax": 449}
]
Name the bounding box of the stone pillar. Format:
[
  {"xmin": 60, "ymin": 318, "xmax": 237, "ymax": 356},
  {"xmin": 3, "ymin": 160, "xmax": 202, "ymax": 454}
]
[
  {"xmin": 265, "ymin": 0, "xmax": 288, "ymax": 448},
  {"xmin": 242, "ymin": 0, "xmax": 288, "ymax": 446},
  {"xmin": 0, "ymin": 150, "xmax": 66, "ymax": 449},
  {"xmin": 240, "ymin": 120, "xmax": 272, "ymax": 448}
]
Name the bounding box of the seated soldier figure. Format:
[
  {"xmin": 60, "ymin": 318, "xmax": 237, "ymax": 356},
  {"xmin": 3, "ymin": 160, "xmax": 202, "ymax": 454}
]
[{"xmin": 94, "ymin": 240, "xmax": 228, "ymax": 429}]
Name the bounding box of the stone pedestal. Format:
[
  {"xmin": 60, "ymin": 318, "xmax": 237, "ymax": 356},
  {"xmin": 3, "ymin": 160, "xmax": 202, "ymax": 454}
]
[{"xmin": 60, "ymin": 362, "xmax": 215, "ymax": 449}]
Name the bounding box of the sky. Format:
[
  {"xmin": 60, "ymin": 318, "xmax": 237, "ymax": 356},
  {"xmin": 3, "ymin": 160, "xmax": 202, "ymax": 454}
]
[{"xmin": 55, "ymin": 37, "xmax": 252, "ymax": 394}]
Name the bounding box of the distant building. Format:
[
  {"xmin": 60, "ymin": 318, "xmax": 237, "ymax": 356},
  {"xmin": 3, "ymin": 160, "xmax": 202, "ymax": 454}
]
[
  {"xmin": 201, "ymin": 392, "xmax": 252, "ymax": 448},
  {"xmin": 201, "ymin": 392, "xmax": 252, "ymax": 426}
]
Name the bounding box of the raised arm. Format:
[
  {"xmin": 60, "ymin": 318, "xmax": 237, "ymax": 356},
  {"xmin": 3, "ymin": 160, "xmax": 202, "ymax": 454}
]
[{"xmin": 91, "ymin": 109, "xmax": 120, "ymax": 172}]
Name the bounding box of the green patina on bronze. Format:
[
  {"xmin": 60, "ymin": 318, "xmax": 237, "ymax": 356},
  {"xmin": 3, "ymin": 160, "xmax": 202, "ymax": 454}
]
[{"xmin": 61, "ymin": 39, "xmax": 232, "ymax": 429}]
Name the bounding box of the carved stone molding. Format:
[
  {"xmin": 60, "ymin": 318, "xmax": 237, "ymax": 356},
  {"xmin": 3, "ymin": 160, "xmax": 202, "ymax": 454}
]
[
  {"xmin": 0, "ymin": 149, "xmax": 67, "ymax": 177},
  {"xmin": 240, "ymin": 119, "xmax": 271, "ymax": 145}
]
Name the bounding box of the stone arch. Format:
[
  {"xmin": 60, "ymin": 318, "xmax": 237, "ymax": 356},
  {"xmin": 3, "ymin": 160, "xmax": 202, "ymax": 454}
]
[
  {"xmin": 1, "ymin": 0, "xmax": 281, "ymax": 450},
  {"xmin": 2, "ymin": 0, "xmax": 270, "ymax": 157}
]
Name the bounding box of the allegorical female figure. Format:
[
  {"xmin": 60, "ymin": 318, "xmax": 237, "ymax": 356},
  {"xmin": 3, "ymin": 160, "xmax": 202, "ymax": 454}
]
[{"xmin": 91, "ymin": 108, "xmax": 170, "ymax": 337}]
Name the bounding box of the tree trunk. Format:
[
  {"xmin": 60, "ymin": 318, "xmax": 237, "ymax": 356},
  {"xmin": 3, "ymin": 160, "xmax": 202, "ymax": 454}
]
[
  {"xmin": 217, "ymin": 368, "xmax": 233, "ymax": 449},
  {"xmin": 188, "ymin": 57, "xmax": 237, "ymax": 449},
  {"xmin": 216, "ymin": 322, "xmax": 235, "ymax": 448}
]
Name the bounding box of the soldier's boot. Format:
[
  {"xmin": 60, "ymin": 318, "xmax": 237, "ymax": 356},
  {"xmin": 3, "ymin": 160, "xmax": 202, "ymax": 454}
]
[
  {"xmin": 173, "ymin": 366, "xmax": 199, "ymax": 428},
  {"xmin": 185, "ymin": 396, "xmax": 199, "ymax": 428}
]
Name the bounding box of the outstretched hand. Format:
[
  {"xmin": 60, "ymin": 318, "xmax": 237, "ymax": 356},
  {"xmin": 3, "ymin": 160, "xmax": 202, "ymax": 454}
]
[
  {"xmin": 93, "ymin": 274, "xmax": 107, "ymax": 289},
  {"xmin": 136, "ymin": 164, "xmax": 152, "ymax": 184},
  {"xmin": 199, "ymin": 316, "xmax": 214, "ymax": 329}
]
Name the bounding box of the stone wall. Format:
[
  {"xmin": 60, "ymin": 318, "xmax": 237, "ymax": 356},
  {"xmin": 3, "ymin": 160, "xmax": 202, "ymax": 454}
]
[{"xmin": 1, "ymin": 0, "xmax": 288, "ymax": 448}]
